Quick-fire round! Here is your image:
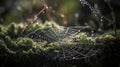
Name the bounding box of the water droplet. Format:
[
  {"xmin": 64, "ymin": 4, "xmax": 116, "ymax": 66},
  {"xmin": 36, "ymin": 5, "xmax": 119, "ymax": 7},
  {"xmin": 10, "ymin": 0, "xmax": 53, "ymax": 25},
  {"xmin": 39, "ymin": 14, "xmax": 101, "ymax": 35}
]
[
  {"xmin": 100, "ymin": 19, "xmax": 103, "ymax": 22},
  {"xmin": 17, "ymin": 6, "xmax": 22, "ymax": 11},
  {"xmin": 78, "ymin": 30, "xmax": 81, "ymax": 32},
  {"xmin": 75, "ymin": 13, "xmax": 79, "ymax": 18},
  {"xmin": 94, "ymin": 4, "xmax": 98, "ymax": 9},
  {"xmin": 39, "ymin": 35, "xmax": 41, "ymax": 37},
  {"xmin": 91, "ymin": 34, "xmax": 94, "ymax": 37},
  {"xmin": 42, "ymin": 11, "xmax": 45, "ymax": 13},
  {"xmin": 98, "ymin": 28, "xmax": 101, "ymax": 32},
  {"xmin": 91, "ymin": 31, "xmax": 94, "ymax": 33},
  {"xmin": 80, "ymin": 0, "xmax": 87, "ymax": 6},
  {"xmin": 94, "ymin": 14, "xmax": 97, "ymax": 17},
  {"xmin": 31, "ymin": 35, "xmax": 33, "ymax": 38},
  {"xmin": 84, "ymin": 22, "xmax": 88, "ymax": 26},
  {"xmin": 61, "ymin": 14, "xmax": 65, "ymax": 18},
  {"xmin": 100, "ymin": 16, "xmax": 104, "ymax": 22},
  {"xmin": 73, "ymin": 57, "xmax": 75, "ymax": 59}
]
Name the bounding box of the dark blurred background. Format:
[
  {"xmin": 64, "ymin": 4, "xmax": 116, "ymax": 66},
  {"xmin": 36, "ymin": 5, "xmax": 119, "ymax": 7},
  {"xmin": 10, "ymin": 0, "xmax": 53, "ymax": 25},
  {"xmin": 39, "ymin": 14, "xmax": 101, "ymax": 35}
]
[{"xmin": 0, "ymin": 0, "xmax": 120, "ymax": 31}]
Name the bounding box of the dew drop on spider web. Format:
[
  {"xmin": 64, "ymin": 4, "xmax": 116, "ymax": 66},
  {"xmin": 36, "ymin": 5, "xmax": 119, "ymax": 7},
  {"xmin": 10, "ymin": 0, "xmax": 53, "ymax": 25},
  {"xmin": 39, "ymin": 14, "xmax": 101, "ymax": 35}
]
[{"xmin": 100, "ymin": 16, "xmax": 104, "ymax": 22}]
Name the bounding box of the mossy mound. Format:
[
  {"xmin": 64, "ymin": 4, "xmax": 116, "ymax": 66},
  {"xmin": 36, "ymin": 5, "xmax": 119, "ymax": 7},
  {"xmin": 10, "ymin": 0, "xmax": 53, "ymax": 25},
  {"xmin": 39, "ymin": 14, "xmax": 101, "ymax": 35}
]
[{"xmin": 0, "ymin": 22, "xmax": 120, "ymax": 67}]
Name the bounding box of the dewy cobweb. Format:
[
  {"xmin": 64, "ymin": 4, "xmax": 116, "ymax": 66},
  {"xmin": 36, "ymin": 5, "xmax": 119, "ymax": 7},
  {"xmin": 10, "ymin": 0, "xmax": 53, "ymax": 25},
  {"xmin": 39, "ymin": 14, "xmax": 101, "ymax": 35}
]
[{"xmin": 24, "ymin": 24, "xmax": 100, "ymax": 61}]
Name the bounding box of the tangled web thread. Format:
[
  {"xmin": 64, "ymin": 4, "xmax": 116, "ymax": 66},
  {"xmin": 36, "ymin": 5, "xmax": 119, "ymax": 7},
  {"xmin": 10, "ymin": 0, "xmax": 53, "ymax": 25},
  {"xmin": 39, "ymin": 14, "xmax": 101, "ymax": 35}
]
[{"xmin": 25, "ymin": 26, "xmax": 100, "ymax": 61}]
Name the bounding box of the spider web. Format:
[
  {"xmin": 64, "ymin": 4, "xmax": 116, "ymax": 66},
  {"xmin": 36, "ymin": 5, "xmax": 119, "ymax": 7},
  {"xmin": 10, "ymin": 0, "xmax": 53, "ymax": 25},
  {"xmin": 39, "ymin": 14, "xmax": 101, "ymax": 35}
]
[{"xmin": 25, "ymin": 26, "xmax": 100, "ymax": 61}]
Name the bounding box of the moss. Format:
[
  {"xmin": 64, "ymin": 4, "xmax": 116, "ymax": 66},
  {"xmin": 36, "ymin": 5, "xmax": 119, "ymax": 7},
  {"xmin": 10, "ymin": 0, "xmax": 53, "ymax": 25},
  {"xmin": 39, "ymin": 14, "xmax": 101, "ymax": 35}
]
[
  {"xmin": 0, "ymin": 32, "xmax": 5, "ymax": 40},
  {"xmin": 22, "ymin": 22, "xmax": 43, "ymax": 35},
  {"xmin": 16, "ymin": 38, "xmax": 34, "ymax": 51},
  {"xmin": 0, "ymin": 22, "xmax": 120, "ymax": 67},
  {"xmin": 7, "ymin": 23, "xmax": 18, "ymax": 38},
  {"xmin": 4, "ymin": 36, "xmax": 16, "ymax": 50},
  {"xmin": 0, "ymin": 40, "xmax": 8, "ymax": 53}
]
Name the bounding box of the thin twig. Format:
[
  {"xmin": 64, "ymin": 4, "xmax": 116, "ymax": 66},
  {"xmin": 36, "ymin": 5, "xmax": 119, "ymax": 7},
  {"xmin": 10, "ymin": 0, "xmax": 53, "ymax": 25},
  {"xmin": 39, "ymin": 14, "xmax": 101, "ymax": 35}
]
[
  {"xmin": 42, "ymin": 0, "xmax": 53, "ymax": 21},
  {"xmin": 34, "ymin": 7, "xmax": 46, "ymax": 18},
  {"xmin": 21, "ymin": 0, "xmax": 53, "ymax": 34}
]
